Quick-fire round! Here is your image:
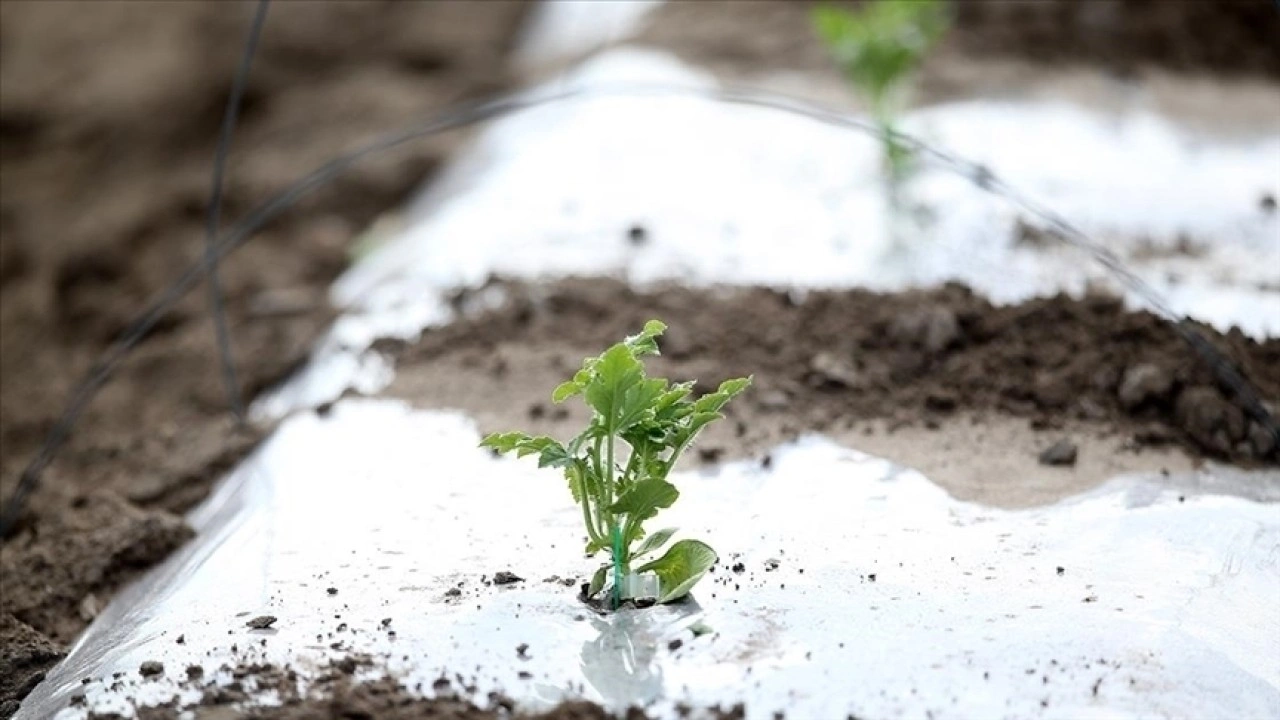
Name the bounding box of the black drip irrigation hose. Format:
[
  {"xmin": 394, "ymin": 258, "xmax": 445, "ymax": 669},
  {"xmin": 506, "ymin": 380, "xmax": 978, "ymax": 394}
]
[
  {"xmin": 1, "ymin": 84, "xmax": 1276, "ymax": 537},
  {"xmin": 204, "ymin": 0, "xmax": 271, "ymax": 425}
]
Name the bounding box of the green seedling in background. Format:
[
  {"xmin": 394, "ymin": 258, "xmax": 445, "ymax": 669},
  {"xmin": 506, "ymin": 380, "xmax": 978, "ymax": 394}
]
[
  {"xmin": 481, "ymin": 320, "xmax": 750, "ymax": 609},
  {"xmin": 812, "ymin": 0, "xmax": 948, "ymax": 184}
]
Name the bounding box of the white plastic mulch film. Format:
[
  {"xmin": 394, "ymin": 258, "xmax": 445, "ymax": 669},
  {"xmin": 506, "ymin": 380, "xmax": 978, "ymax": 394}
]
[
  {"xmin": 21, "ymin": 402, "xmax": 1280, "ymax": 719},
  {"xmin": 18, "ymin": 42, "xmax": 1280, "ymax": 720}
]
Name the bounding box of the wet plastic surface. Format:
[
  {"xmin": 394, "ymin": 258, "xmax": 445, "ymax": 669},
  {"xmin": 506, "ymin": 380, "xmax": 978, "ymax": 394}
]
[{"xmin": 22, "ymin": 400, "xmax": 1280, "ymax": 719}]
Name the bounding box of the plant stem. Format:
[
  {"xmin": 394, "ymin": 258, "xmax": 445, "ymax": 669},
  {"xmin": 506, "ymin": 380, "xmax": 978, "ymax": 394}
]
[{"xmin": 607, "ymin": 433, "xmax": 623, "ymax": 608}]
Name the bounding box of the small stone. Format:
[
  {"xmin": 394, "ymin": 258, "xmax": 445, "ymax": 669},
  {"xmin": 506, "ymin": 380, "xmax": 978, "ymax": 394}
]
[
  {"xmin": 764, "ymin": 559, "xmax": 780, "ymax": 571},
  {"xmin": 1117, "ymin": 364, "xmax": 1173, "ymax": 410},
  {"xmin": 889, "ymin": 306, "xmax": 961, "ymax": 353},
  {"xmin": 444, "ymin": 587, "xmax": 462, "ymax": 598},
  {"xmin": 326, "ymin": 587, "xmax": 338, "ymax": 596},
  {"xmin": 1176, "ymin": 387, "xmax": 1245, "ymax": 455},
  {"xmin": 516, "ymin": 643, "xmax": 530, "ymax": 659},
  {"xmin": 245, "ymin": 615, "xmax": 277, "ymax": 630},
  {"xmin": 758, "ymin": 390, "xmax": 791, "ymax": 411},
  {"xmin": 1038, "ymin": 439, "xmax": 1078, "ymax": 467},
  {"xmin": 139, "ymin": 661, "xmax": 164, "ymax": 678},
  {"xmin": 186, "ymin": 665, "xmax": 204, "ymax": 680},
  {"xmin": 78, "ymin": 593, "xmax": 100, "ymax": 622},
  {"xmin": 492, "ymin": 571, "xmax": 524, "ymax": 585},
  {"xmin": 668, "ymin": 638, "xmax": 683, "ymax": 651},
  {"xmin": 1261, "ymin": 193, "xmax": 1277, "ymax": 214},
  {"xmin": 1248, "ymin": 421, "xmax": 1276, "ymax": 458},
  {"xmin": 809, "ymin": 352, "xmax": 860, "ymax": 388}
]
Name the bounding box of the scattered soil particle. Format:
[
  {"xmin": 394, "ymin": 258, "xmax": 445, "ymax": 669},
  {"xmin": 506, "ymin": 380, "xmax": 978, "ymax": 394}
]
[
  {"xmin": 1261, "ymin": 193, "xmax": 1278, "ymax": 214},
  {"xmin": 444, "ymin": 588, "xmax": 462, "ymax": 598},
  {"xmin": 626, "ymin": 225, "xmax": 649, "ymax": 247},
  {"xmin": 1038, "ymin": 439, "xmax": 1079, "ymax": 467},
  {"xmin": 668, "ymin": 638, "xmax": 684, "ymax": 652},
  {"xmin": 1056, "ymin": 567, "xmax": 1066, "ymax": 576},
  {"xmin": 492, "ymin": 571, "xmax": 524, "ymax": 586},
  {"xmin": 326, "ymin": 587, "xmax": 338, "ymax": 596},
  {"xmin": 245, "ymin": 615, "xmax": 277, "ymax": 630},
  {"xmin": 138, "ymin": 661, "xmax": 163, "ymax": 678},
  {"xmin": 516, "ymin": 643, "xmax": 530, "ymax": 660}
]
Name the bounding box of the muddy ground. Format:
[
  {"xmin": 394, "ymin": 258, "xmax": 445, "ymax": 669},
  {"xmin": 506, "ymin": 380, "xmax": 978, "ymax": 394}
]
[
  {"xmin": 0, "ymin": 2, "xmax": 528, "ymax": 715},
  {"xmin": 2, "ymin": 1, "xmax": 1278, "ymax": 719}
]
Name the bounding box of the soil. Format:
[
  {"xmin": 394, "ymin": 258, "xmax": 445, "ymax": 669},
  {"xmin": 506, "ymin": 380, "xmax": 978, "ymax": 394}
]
[
  {"xmin": 69, "ymin": 653, "xmax": 638, "ymax": 720},
  {"xmin": 0, "ymin": 0, "xmax": 527, "ymax": 713},
  {"xmin": 382, "ymin": 276, "xmax": 1278, "ymax": 473},
  {"xmin": 634, "ymin": 0, "xmax": 1280, "ymax": 80}
]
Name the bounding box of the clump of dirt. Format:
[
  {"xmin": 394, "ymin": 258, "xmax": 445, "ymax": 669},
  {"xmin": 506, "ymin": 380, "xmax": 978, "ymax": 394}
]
[
  {"xmin": 0, "ymin": 1, "xmax": 527, "ymax": 711},
  {"xmin": 0, "ymin": 615, "xmax": 62, "ymax": 719},
  {"xmin": 383, "ymin": 277, "xmax": 1278, "ymax": 466},
  {"xmin": 1, "ymin": 492, "xmax": 192, "ymax": 644}
]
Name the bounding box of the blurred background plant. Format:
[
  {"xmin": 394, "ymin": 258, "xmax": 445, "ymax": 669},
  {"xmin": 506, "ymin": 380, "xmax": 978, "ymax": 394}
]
[{"xmin": 812, "ymin": 0, "xmax": 949, "ymax": 185}]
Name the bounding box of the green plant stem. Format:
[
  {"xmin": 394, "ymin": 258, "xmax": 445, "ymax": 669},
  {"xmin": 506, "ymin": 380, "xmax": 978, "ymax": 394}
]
[
  {"xmin": 606, "ymin": 432, "xmax": 623, "ymax": 608},
  {"xmin": 580, "ymin": 491, "xmax": 603, "ymax": 545}
]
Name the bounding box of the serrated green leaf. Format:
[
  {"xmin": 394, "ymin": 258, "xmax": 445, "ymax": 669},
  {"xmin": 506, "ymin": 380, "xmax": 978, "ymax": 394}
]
[
  {"xmin": 634, "ymin": 539, "xmax": 718, "ymax": 603},
  {"xmin": 552, "ymin": 381, "xmax": 581, "ymax": 403},
  {"xmin": 479, "ymin": 431, "xmax": 532, "ymax": 454},
  {"xmin": 608, "ymin": 478, "xmax": 678, "ymax": 520},
  {"xmin": 632, "ymin": 527, "xmax": 677, "ymax": 559},
  {"xmin": 585, "ymin": 345, "xmax": 665, "ymax": 435}
]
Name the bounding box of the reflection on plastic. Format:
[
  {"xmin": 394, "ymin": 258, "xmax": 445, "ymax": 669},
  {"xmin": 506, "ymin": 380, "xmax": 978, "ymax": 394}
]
[{"xmin": 21, "ymin": 399, "xmax": 1280, "ymax": 719}]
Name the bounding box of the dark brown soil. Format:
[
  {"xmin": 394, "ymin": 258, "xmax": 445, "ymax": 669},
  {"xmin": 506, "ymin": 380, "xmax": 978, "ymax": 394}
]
[
  {"xmin": 636, "ymin": 0, "xmax": 1280, "ymax": 79},
  {"xmin": 0, "ymin": 1, "xmax": 527, "ymax": 713},
  {"xmin": 384, "ymin": 277, "xmax": 1279, "ymax": 466}
]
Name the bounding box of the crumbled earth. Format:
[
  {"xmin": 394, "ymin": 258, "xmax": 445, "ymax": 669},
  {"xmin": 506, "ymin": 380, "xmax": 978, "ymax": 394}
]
[
  {"xmin": 63, "ymin": 653, "xmax": 635, "ymax": 720},
  {"xmin": 0, "ymin": 1, "xmax": 527, "ymax": 712},
  {"xmin": 384, "ymin": 277, "xmax": 1279, "ymax": 467}
]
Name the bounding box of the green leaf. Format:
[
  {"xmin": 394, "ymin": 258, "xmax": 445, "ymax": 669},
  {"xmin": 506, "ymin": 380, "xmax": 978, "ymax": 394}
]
[
  {"xmin": 480, "ymin": 433, "xmax": 571, "ymax": 469},
  {"xmin": 552, "ymin": 381, "xmax": 581, "ymax": 403},
  {"xmin": 608, "ymin": 478, "xmax": 678, "ymax": 520},
  {"xmin": 588, "ymin": 565, "xmax": 609, "ymax": 597},
  {"xmin": 585, "ymin": 345, "xmax": 665, "ymax": 435},
  {"xmin": 634, "ymin": 539, "xmax": 718, "ymax": 603},
  {"xmin": 479, "ymin": 431, "xmax": 532, "ymax": 454},
  {"xmin": 631, "ymin": 527, "xmax": 677, "ymax": 560},
  {"xmin": 692, "ymin": 376, "xmax": 752, "ymax": 414}
]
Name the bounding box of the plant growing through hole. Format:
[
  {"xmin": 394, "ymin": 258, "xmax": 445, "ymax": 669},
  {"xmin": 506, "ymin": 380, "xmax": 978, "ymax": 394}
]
[
  {"xmin": 812, "ymin": 0, "xmax": 948, "ymax": 184},
  {"xmin": 480, "ymin": 320, "xmax": 750, "ymax": 608}
]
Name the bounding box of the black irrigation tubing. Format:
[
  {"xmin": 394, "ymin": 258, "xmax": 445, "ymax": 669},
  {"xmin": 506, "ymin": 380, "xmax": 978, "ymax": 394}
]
[
  {"xmin": 2, "ymin": 83, "xmax": 1276, "ymax": 537},
  {"xmin": 204, "ymin": 0, "xmax": 270, "ymax": 425}
]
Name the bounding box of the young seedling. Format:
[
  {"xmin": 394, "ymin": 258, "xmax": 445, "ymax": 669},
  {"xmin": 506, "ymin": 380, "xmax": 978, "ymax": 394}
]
[
  {"xmin": 480, "ymin": 320, "xmax": 750, "ymax": 609},
  {"xmin": 812, "ymin": 0, "xmax": 948, "ymax": 184}
]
